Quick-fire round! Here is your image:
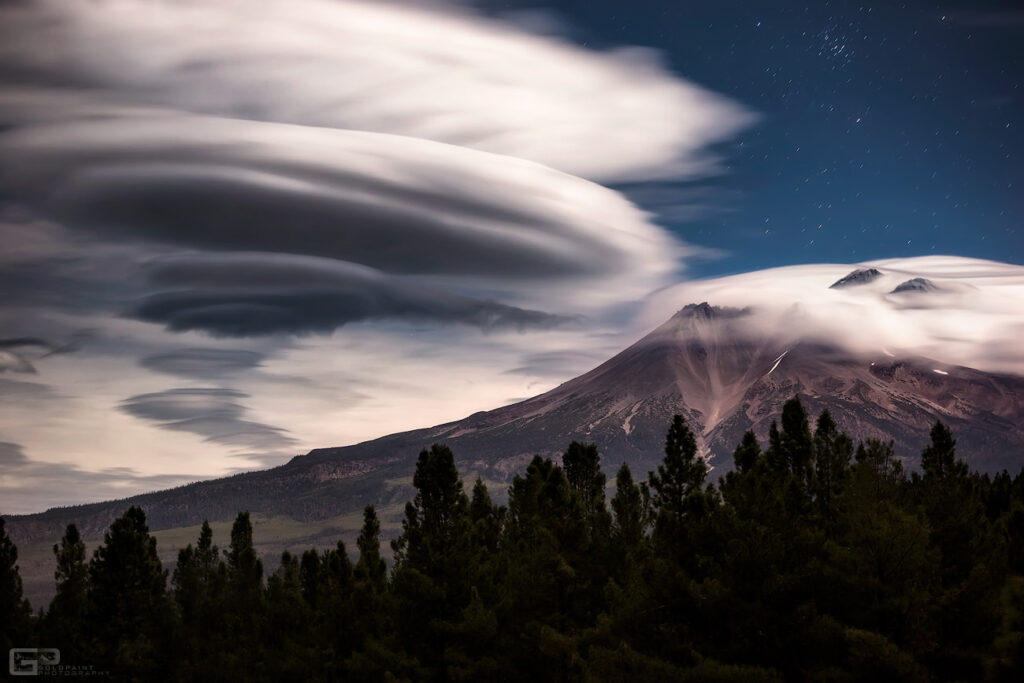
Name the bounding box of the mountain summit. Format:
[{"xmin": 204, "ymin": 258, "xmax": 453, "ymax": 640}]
[
  {"xmin": 891, "ymin": 277, "xmax": 940, "ymax": 294},
  {"xmin": 829, "ymin": 268, "xmax": 883, "ymax": 288}
]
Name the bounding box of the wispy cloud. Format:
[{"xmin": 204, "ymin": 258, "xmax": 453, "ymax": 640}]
[{"xmin": 0, "ymin": 441, "xmax": 207, "ymax": 515}]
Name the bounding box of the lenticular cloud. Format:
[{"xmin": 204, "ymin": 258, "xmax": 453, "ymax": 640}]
[
  {"xmin": 0, "ymin": 0, "xmax": 754, "ymax": 327},
  {"xmin": 0, "ymin": 0, "xmax": 754, "ymax": 183},
  {"xmin": 0, "ymin": 113, "xmax": 681, "ymax": 286}
]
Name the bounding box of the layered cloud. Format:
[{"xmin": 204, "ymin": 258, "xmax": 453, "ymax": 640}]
[
  {"xmin": 642, "ymin": 256, "xmax": 1024, "ymax": 375},
  {"xmin": 119, "ymin": 388, "xmax": 297, "ymax": 450},
  {"xmin": 132, "ymin": 252, "xmax": 574, "ymax": 336},
  {"xmin": 0, "ymin": 112, "xmax": 683, "ymax": 301},
  {"xmin": 140, "ymin": 348, "xmax": 266, "ymax": 378},
  {"xmin": 0, "ymin": 0, "xmax": 753, "ymax": 183}
]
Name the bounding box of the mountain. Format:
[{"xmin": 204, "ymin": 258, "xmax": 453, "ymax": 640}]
[
  {"xmin": 890, "ymin": 277, "xmax": 940, "ymax": 294},
  {"xmin": 829, "ymin": 267, "xmax": 882, "ymax": 288},
  {"xmin": 8, "ymin": 300, "xmax": 1024, "ymax": 548}
]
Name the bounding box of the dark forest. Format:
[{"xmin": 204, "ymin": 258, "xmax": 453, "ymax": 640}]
[{"xmin": 3, "ymin": 397, "xmax": 1023, "ymax": 681}]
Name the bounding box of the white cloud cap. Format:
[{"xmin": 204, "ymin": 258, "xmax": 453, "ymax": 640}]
[{"xmin": 642, "ymin": 256, "xmax": 1024, "ymax": 376}]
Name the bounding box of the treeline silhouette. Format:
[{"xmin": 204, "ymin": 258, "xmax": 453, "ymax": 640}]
[{"xmin": 2, "ymin": 397, "xmax": 1024, "ymax": 681}]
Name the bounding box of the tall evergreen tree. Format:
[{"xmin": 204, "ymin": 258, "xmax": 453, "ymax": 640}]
[
  {"xmin": 500, "ymin": 456, "xmax": 588, "ymax": 679},
  {"xmin": 173, "ymin": 544, "xmax": 200, "ymax": 618},
  {"xmin": 469, "ymin": 478, "xmax": 503, "ymax": 556},
  {"xmin": 46, "ymin": 524, "xmax": 88, "ymax": 660},
  {"xmin": 172, "ymin": 520, "xmax": 226, "ymax": 681},
  {"xmin": 0, "ymin": 517, "xmax": 31, "ymax": 655},
  {"xmin": 172, "ymin": 520, "xmax": 223, "ymax": 619},
  {"xmin": 563, "ymin": 441, "xmax": 607, "ymax": 523},
  {"xmin": 780, "ymin": 395, "xmax": 814, "ymax": 489},
  {"xmin": 264, "ymin": 550, "xmax": 314, "ymax": 680},
  {"xmin": 87, "ymin": 506, "xmax": 171, "ymax": 677},
  {"xmin": 392, "ymin": 444, "xmax": 469, "ymax": 584},
  {"xmin": 299, "ymin": 548, "xmax": 322, "ymax": 608},
  {"xmin": 917, "ymin": 422, "xmax": 1003, "ymax": 678},
  {"xmin": 320, "ymin": 540, "xmax": 359, "ymax": 668},
  {"xmin": 355, "ymin": 505, "xmax": 386, "ymax": 591},
  {"xmin": 223, "ymin": 511, "xmax": 265, "ymax": 678},
  {"xmin": 733, "ymin": 430, "xmax": 761, "ymax": 474},
  {"xmin": 648, "ymin": 415, "xmax": 712, "ymax": 546},
  {"xmin": 390, "ymin": 444, "xmax": 472, "ymax": 675},
  {"xmin": 610, "ymin": 463, "xmax": 647, "ymax": 552},
  {"xmin": 812, "ymin": 409, "xmax": 852, "ymax": 526},
  {"xmin": 920, "ymin": 421, "xmax": 967, "ymax": 481},
  {"xmin": 226, "ymin": 511, "xmax": 263, "ymax": 595}
]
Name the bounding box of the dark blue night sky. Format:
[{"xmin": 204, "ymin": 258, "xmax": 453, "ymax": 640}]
[{"xmin": 486, "ymin": 0, "xmax": 1022, "ymax": 277}]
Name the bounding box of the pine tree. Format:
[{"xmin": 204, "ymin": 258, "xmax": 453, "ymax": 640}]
[
  {"xmin": 195, "ymin": 520, "xmax": 220, "ymax": 582},
  {"xmin": 299, "ymin": 548, "xmax": 321, "ymax": 608},
  {"xmin": 648, "ymin": 415, "xmax": 711, "ymax": 545},
  {"xmin": 563, "ymin": 441, "xmax": 607, "ymax": 523},
  {"xmin": 53, "ymin": 523, "xmax": 87, "ymax": 609},
  {"xmin": 0, "ymin": 517, "xmax": 31, "ymax": 655},
  {"xmin": 780, "ymin": 396, "xmax": 814, "ymax": 489},
  {"xmin": 610, "ymin": 463, "xmax": 647, "ymax": 552},
  {"xmin": 173, "ymin": 520, "xmax": 222, "ymax": 621},
  {"xmin": 469, "ymin": 478, "xmax": 503, "ymax": 556},
  {"xmin": 812, "ymin": 410, "xmax": 852, "ymax": 526},
  {"xmin": 920, "ymin": 421, "xmax": 967, "ymax": 481},
  {"xmin": 390, "ymin": 444, "xmax": 472, "ymax": 674},
  {"xmin": 321, "ymin": 540, "xmax": 358, "ymax": 664},
  {"xmin": 265, "ymin": 550, "xmax": 314, "ymax": 680},
  {"xmin": 172, "ymin": 520, "xmax": 226, "ymax": 681},
  {"xmin": 917, "ymin": 422, "xmax": 1002, "ymax": 677},
  {"xmin": 47, "ymin": 524, "xmax": 88, "ymax": 660},
  {"xmin": 223, "ymin": 511, "xmax": 265, "ymax": 677},
  {"xmin": 355, "ymin": 505, "xmax": 386, "ymax": 591},
  {"xmin": 173, "ymin": 545, "xmax": 200, "ymax": 618},
  {"xmin": 500, "ymin": 456, "xmax": 588, "ymax": 678},
  {"xmin": 718, "ymin": 430, "xmax": 764, "ymax": 520},
  {"xmin": 733, "ymin": 430, "xmax": 761, "ymax": 474},
  {"xmin": 87, "ymin": 507, "xmax": 171, "ymax": 678},
  {"xmin": 767, "ymin": 420, "xmax": 784, "ymax": 471},
  {"xmin": 853, "ymin": 439, "xmax": 904, "ymax": 497},
  {"xmin": 226, "ymin": 511, "xmax": 263, "ymax": 595},
  {"xmin": 392, "ymin": 444, "xmax": 469, "ymax": 584}
]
